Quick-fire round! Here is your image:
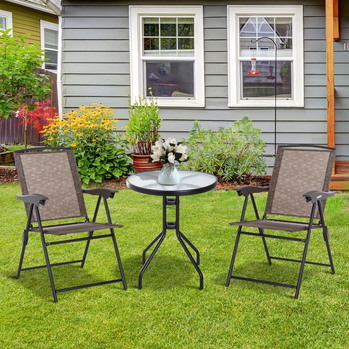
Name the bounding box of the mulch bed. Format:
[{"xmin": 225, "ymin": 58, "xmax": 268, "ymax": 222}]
[{"xmin": 0, "ymin": 167, "xmax": 271, "ymax": 190}]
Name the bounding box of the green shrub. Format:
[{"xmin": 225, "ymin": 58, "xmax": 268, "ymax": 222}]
[
  {"xmin": 181, "ymin": 116, "xmax": 267, "ymax": 182},
  {"xmin": 42, "ymin": 104, "xmax": 133, "ymax": 186}
]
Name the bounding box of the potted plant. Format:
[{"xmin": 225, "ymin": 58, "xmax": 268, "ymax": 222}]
[{"xmin": 125, "ymin": 88, "xmax": 163, "ymax": 172}]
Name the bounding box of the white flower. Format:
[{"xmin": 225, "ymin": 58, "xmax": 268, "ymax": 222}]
[
  {"xmin": 179, "ymin": 153, "xmax": 188, "ymax": 162},
  {"xmin": 175, "ymin": 143, "xmax": 187, "ymax": 154},
  {"xmin": 168, "ymin": 152, "xmax": 175, "ymax": 163},
  {"xmin": 151, "ymin": 139, "xmax": 164, "ymax": 152},
  {"xmin": 164, "ymin": 138, "xmax": 175, "ymax": 152}
]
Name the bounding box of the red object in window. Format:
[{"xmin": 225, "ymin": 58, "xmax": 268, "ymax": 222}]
[{"xmin": 248, "ymin": 57, "xmax": 260, "ymax": 76}]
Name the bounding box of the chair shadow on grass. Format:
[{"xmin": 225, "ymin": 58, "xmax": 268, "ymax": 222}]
[
  {"xmin": 120, "ymin": 254, "xmax": 196, "ymax": 290},
  {"xmin": 212, "ymin": 260, "xmax": 320, "ymax": 298}
]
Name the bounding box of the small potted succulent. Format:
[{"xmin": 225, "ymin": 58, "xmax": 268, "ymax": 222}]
[{"xmin": 125, "ymin": 88, "xmax": 162, "ymax": 172}]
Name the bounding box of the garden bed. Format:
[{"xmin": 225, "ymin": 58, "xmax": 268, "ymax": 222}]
[{"xmin": 0, "ymin": 166, "xmax": 271, "ymax": 189}]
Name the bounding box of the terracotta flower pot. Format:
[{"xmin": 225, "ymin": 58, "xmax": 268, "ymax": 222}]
[{"xmin": 132, "ymin": 154, "xmax": 163, "ymax": 173}]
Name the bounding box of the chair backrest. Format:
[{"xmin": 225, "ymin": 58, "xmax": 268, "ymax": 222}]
[
  {"xmin": 264, "ymin": 145, "xmax": 335, "ymax": 219},
  {"xmin": 14, "ymin": 148, "xmax": 87, "ymax": 222}
]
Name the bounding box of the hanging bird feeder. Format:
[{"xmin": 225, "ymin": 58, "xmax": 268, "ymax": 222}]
[{"xmin": 248, "ymin": 58, "xmax": 260, "ymax": 75}]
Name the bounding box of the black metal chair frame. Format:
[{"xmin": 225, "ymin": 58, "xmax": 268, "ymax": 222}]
[
  {"xmin": 15, "ymin": 148, "xmax": 127, "ymax": 302},
  {"xmin": 226, "ymin": 145, "xmax": 336, "ymax": 298}
]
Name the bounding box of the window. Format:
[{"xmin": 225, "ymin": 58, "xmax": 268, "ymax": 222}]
[
  {"xmin": 0, "ymin": 9, "xmax": 12, "ymax": 31},
  {"xmin": 129, "ymin": 6, "xmax": 205, "ymax": 107},
  {"xmin": 40, "ymin": 20, "xmax": 58, "ymax": 71},
  {"xmin": 228, "ymin": 6, "xmax": 304, "ymax": 107}
]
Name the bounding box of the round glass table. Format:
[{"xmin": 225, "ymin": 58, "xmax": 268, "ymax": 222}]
[{"xmin": 127, "ymin": 170, "xmax": 217, "ymax": 289}]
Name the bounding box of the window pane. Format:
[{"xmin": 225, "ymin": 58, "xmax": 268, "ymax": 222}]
[
  {"xmin": 160, "ymin": 18, "xmax": 176, "ymax": 36},
  {"xmin": 45, "ymin": 50, "xmax": 58, "ymax": 70},
  {"xmin": 178, "ymin": 18, "xmax": 194, "ymax": 36},
  {"xmin": 275, "ymin": 17, "xmax": 292, "ymax": 37},
  {"xmin": 241, "ymin": 61, "xmax": 292, "ymax": 99},
  {"xmin": 0, "ymin": 17, "xmax": 6, "ymax": 29},
  {"xmin": 144, "ymin": 38, "xmax": 159, "ymax": 51},
  {"xmin": 161, "ymin": 38, "xmax": 176, "ymax": 50},
  {"xmin": 258, "ymin": 17, "xmax": 274, "ymax": 35},
  {"xmin": 240, "ymin": 17, "xmax": 256, "ymax": 37},
  {"xmin": 145, "ymin": 61, "xmax": 194, "ymax": 98},
  {"xmin": 178, "ymin": 38, "xmax": 194, "ymax": 50},
  {"xmin": 44, "ymin": 28, "xmax": 58, "ymax": 50},
  {"xmin": 143, "ymin": 18, "xmax": 159, "ymax": 36}
]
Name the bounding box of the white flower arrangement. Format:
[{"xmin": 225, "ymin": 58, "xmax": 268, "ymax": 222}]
[{"xmin": 149, "ymin": 138, "xmax": 189, "ymax": 165}]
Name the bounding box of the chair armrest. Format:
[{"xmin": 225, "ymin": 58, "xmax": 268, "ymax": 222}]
[
  {"xmin": 16, "ymin": 194, "xmax": 48, "ymax": 206},
  {"xmin": 303, "ymin": 190, "xmax": 335, "ymax": 203},
  {"xmin": 82, "ymin": 188, "xmax": 118, "ymax": 199},
  {"xmin": 234, "ymin": 186, "xmax": 269, "ymax": 197}
]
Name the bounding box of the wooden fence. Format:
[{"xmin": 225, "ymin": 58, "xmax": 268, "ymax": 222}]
[{"xmin": 0, "ymin": 68, "xmax": 58, "ymax": 146}]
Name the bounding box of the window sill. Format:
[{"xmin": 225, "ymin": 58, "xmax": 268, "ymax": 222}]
[
  {"xmin": 154, "ymin": 99, "xmax": 205, "ymax": 108},
  {"xmin": 228, "ymin": 100, "xmax": 304, "ymax": 108}
]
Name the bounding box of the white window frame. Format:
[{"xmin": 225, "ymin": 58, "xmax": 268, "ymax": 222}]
[
  {"xmin": 129, "ymin": 5, "xmax": 205, "ymax": 108},
  {"xmin": 40, "ymin": 20, "xmax": 59, "ymax": 71},
  {"xmin": 227, "ymin": 5, "xmax": 304, "ymax": 108},
  {"xmin": 0, "ymin": 9, "xmax": 13, "ymax": 32}
]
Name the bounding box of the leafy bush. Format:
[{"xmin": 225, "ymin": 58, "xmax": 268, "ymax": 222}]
[
  {"xmin": 181, "ymin": 116, "xmax": 267, "ymax": 182},
  {"xmin": 0, "ymin": 29, "xmax": 51, "ymax": 119},
  {"xmin": 42, "ymin": 103, "xmax": 132, "ymax": 186}
]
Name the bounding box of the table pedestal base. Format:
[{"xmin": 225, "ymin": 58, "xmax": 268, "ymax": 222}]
[{"xmin": 138, "ymin": 196, "xmax": 203, "ymax": 290}]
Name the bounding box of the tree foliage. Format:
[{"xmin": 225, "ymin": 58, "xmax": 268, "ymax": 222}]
[{"xmin": 0, "ymin": 29, "xmax": 51, "ymax": 119}]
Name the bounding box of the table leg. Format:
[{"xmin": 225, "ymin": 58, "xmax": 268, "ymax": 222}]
[
  {"xmin": 142, "ymin": 232, "xmax": 163, "ymax": 265},
  {"xmin": 138, "ymin": 231, "xmax": 166, "ymax": 289},
  {"xmin": 138, "ymin": 195, "xmax": 203, "ymax": 290}
]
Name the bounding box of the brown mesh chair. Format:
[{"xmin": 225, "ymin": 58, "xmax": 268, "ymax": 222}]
[
  {"xmin": 226, "ymin": 145, "xmax": 335, "ymax": 298},
  {"xmin": 14, "ymin": 147, "xmax": 127, "ymax": 302}
]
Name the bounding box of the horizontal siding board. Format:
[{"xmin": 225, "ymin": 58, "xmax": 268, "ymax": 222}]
[
  {"xmin": 304, "ymin": 28, "xmax": 326, "ymax": 39},
  {"xmin": 63, "ymin": 28, "xmax": 129, "ymax": 40},
  {"xmin": 305, "ymin": 86, "xmax": 327, "ymax": 98},
  {"xmin": 62, "ymin": 5, "xmax": 129, "ymax": 18},
  {"xmin": 203, "ymin": 6, "xmax": 226, "ymax": 18},
  {"xmin": 204, "ymin": 17, "xmax": 227, "ymax": 28},
  {"xmin": 64, "ymin": 96, "xmax": 129, "ymax": 108},
  {"xmin": 305, "ymin": 75, "xmax": 326, "ymax": 85},
  {"xmin": 62, "ymin": 63, "xmax": 130, "ymax": 74},
  {"xmin": 63, "ymin": 74, "xmax": 130, "ymax": 85},
  {"xmin": 63, "ymin": 40, "xmax": 129, "ymax": 52},
  {"xmin": 205, "ymin": 63, "xmax": 227, "ymax": 75},
  {"xmin": 64, "ymin": 85, "xmax": 129, "ymax": 96},
  {"xmin": 305, "ymin": 52, "xmax": 326, "ymax": 63},
  {"xmin": 204, "ymin": 28, "xmax": 227, "ymax": 40},
  {"xmin": 63, "ymin": 17, "xmax": 129, "ymax": 29},
  {"xmin": 205, "ymin": 52, "xmax": 227, "ymax": 63},
  {"xmin": 206, "ymin": 86, "xmax": 228, "ymax": 98},
  {"xmin": 63, "ymin": 51, "xmax": 130, "ymax": 63},
  {"xmin": 303, "ymin": 16, "xmax": 325, "ymax": 28},
  {"xmin": 205, "ymin": 40, "xmax": 227, "ymax": 52},
  {"xmin": 205, "ymin": 75, "xmax": 228, "ymax": 87}
]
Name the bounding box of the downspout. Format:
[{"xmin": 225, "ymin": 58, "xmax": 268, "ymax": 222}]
[{"xmin": 57, "ymin": 15, "xmax": 63, "ymax": 119}]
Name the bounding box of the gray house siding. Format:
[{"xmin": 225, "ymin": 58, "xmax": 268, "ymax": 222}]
[{"xmin": 61, "ymin": 0, "xmax": 349, "ymax": 159}]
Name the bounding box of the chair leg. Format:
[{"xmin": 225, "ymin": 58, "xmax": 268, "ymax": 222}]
[
  {"xmin": 81, "ymin": 231, "xmax": 94, "ymax": 268},
  {"xmin": 17, "ymin": 230, "xmax": 29, "ymax": 279},
  {"xmin": 323, "ymin": 226, "xmax": 335, "ymax": 274},
  {"xmin": 40, "ymin": 232, "xmax": 58, "ymax": 303},
  {"xmin": 110, "ymin": 229, "xmax": 127, "ymax": 290},
  {"xmin": 226, "ymin": 228, "xmax": 242, "ymax": 287}
]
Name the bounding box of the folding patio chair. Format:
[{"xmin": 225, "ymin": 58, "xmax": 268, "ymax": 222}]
[
  {"xmin": 226, "ymin": 145, "xmax": 335, "ymax": 298},
  {"xmin": 14, "ymin": 147, "xmax": 127, "ymax": 302}
]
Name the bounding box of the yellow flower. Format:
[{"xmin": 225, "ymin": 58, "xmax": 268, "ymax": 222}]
[
  {"xmin": 79, "ymin": 105, "xmax": 86, "ymax": 111},
  {"xmin": 47, "ymin": 137, "xmax": 54, "ymax": 141},
  {"xmin": 92, "ymin": 138, "xmax": 97, "ymax": 142},
  {"xmin": 71, "ymin": 142, "xmax": 77, "ymax": 147},
  {"xmin": 77, "ymin": 133, "xmax": 83, "ymax": 137},
  {"xmin": 64, "ymin": 129, "xmax": 69, "ymax": 132}
]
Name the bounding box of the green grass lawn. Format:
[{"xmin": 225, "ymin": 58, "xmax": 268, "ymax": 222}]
[{"xmin": 1, "ymin": 182, "xmax": 349, "ymax": 348}]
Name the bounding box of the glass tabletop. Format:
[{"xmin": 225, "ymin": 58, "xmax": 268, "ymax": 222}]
[{"xmin": 126, "ymin": 170, "xmax": 217, "ymax": 196}]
